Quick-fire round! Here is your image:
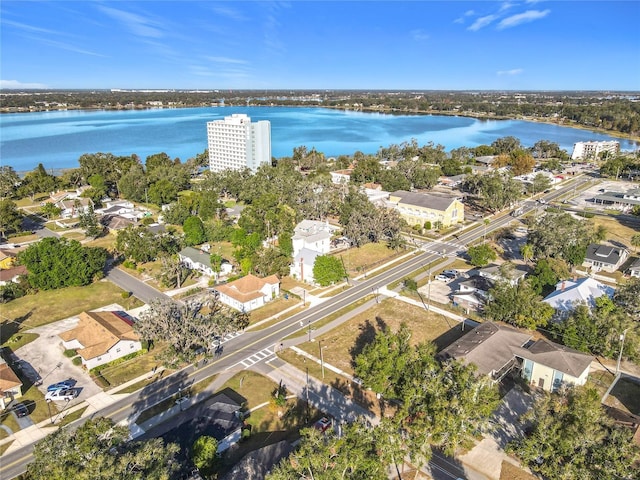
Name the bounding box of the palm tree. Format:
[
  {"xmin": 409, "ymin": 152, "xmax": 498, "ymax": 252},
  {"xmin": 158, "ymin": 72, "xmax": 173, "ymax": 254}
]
[
  {"xmin": 632, "ymin": 234, "xmax": 640, "ymax": 254},
  {"xmin": 521, "ymin": 243, "xmax": 534, "ymax": 264}
]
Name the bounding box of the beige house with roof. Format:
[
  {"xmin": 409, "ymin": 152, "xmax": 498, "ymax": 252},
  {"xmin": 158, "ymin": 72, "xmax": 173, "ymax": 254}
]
[
  {"xmin": 214, "ymin": 274, "xmax": 280, "ymax": 312},
  {"xmin": 387, "ymin": 190, "xmax": 464, "ymax": 228},
  {"xmin": 0, "ymin": 358, "xmax": 23, "ymax": 410},
  {"xmin": 59, "ymin": 311, "xmax": 141, "ymax": 370}
]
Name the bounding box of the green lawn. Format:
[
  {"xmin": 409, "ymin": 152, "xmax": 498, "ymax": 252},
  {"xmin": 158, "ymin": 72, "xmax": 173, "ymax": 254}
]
[
  {"xmin": 1, "ymin": 281, "xmax": 143, "ymax": 344},
  {"xmin": 96, "ymin": 343, "xmax": 174, "ymax": 388},
  {"xmin": 335, "ymin": 243, "xmax": 402, "ymax": 276}
]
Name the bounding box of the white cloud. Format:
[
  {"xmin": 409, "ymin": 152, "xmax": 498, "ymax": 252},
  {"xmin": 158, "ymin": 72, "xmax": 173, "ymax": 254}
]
[
  {"xmin": 97, "ymin": 5, "xmax": 164, "ymax": 38},
  {"xmin": 204, "ymin": 56, "xmax": 249, "ymax": 65},
  {"xmin": 468, "ymin": 14, "xmax": 498, "ymax": 31},
  {"xmin": 497, "ymin": 9, "xmax": 550, "ymax": 29},
  {"xmin": 0, "ymin": 79, "xmax": 48, "ymax": 89},
  {"xmin": 497, "ymin": 68, "xmax": 524, "ymax": 76},
  {"xmin": 209, "ymin": 5, "xmax": 248, "ymax": 21},
  {"xmin": 465, "ymin": 10, "xmax": 475, "ymax": 16},
  {"xmin": 411, "ymin": 29, "xmax": 429, "ymax": 41}
]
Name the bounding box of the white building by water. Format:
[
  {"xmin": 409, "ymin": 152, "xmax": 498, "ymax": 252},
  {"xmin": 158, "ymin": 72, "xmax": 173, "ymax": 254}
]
[
  {"xmin": 207, "ymin": 114, "xmax": 271, "ymax": 172},
  {"xmin": 571, "ymin": 140, "xmax": 619, "ymax": 160}
]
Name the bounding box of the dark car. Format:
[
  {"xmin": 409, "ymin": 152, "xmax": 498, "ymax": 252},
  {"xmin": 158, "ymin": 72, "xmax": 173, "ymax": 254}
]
[
  {"xmin": 47, "ymin": 380, "xmax": 74, "ymax": 392},
  {"xmin": 13, "ymin": 402, "xmax": 28, "ymax": 418},
  {"xmin": 314, "ymin": 417, "xmax": 332, "ymax": 433}
]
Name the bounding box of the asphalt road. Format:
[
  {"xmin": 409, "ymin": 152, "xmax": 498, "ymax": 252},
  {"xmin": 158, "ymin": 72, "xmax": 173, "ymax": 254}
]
[
  {"xmin": 104, "ymin": 264, "xmax": 170, "ymax": 304},
  {"xmin": 0, "ymin": 177, "xmax": 590, "ymax": 480}
]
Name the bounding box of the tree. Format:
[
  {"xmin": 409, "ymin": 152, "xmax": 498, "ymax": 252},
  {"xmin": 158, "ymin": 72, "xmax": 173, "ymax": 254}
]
[
  {"xmin": 509, "ymin": 149, "xmax": 536, "ymax": 176},
  {"xmin": 17, "ymin": 163, "xmax": 58, "ymax": 200},
  {"xmin": 528, "ymin": 257, "xmax": 570, "ymax": 295},
  {"xmin": 467, "ymin": 243, "xmax": 497, "ymax": 267},
  {"xmin": 27, "ymin": 417, "xmax": 180, "ymax": 480},
  {"xmin": 613, "ymin": 278, "xmax": 640, "ymax": 318},
  {"xmin": 162, "ymin": 202, "xmax": 191, "ymax": 225},
  {"xmin": 313, "ymin": 255, "xmax": 347, "ymax": 286},
  {"xmin": 78, "ymin": 203, "xmax": 103, "ymax": 238},
  {"xmin": 520, "ymin": 243, "xmax": 534, "ymax": 264},
  {"xmin": 530, "ymin": 173, "xmax": 552, "ymax": 195},
  {"xmin": 183, "ymin": 216, "xmax": 206, "ymax": 246},
  {"xmin": 531, "ymin": 140, "xmax": 564, "ymax": 159},
  {"xmin": 156, "ymin": 254, "xmax": 188, "ymax": 288},
  {"xmin": 485, "ymin": 279, "xmax": 554, "ymax": 329},
  {"xmin": 466, "ymin": 171, "xmax": 522, "ymax": 213},
  {"xmin": 191, "ymin": 436, "xmax": 219, "ymax": 475},
  {"xmin": 148, "ymin": 179, "xmax": 178, "ymax": 206},
  {"xmin": 631, "ymin": 233, "xmax": 640, "ymax": 253},
  {"xmin": 353, "ymin": 323, "xmax": 412, "ymax": 397},
  {"xmin": 0, "ymin": 199, "xmax": 22, "ymax": 238},
  {"xmin": 40, "ymin": 202, "xmax": 62, "ymax": 219},
  {"xmin": 18, "ymin": 238, "xmax": 107, "ymax": 290},
  {"xmin": 116, "ymin": 225, "xmax": 160, "ymax": 263},
  {"xmin": 135, "ymin": 297, "xmax": 249, "ymax": 366},
  {"xmin": 268, "ymin": 420, "xmax": 393, "ymax": 480},
  {"xmin": 491, "ymin": 136, "xmax": 522, "ymax": 154},
  {"xmin": 118, "ymin": 163, "xmax": 148, "ymax": 202},
  {"xmin": 508, "ymin": 387, "xmax": 640, "ymax": 480},
  {"xmin": 0, "ymin": 166, "xmax": 21, "ymax": 199}
]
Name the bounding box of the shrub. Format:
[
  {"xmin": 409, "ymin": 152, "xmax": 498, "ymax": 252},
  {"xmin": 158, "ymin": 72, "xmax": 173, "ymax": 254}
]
[
  {"xmin": 122, "ymin": 259, "xmax": 136, "ymax": 269},
  {"xmin": 63, "ymin": 349, "xmax": 78, "ymax": 358},
  {"xmin": 424, "ymin": 221, "xmax": 432, "ymax": 230},
  {"xmin": 72, "ymin": 356, "xmax": 83, "ymax": 366},
  {"xmin": 121, "ymin": 291, "xmax": 131, "ymax": 299}
]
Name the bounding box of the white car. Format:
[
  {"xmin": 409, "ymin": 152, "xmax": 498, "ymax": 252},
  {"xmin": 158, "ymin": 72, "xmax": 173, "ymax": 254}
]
[
  {"xmin": 45, "ymin": 388, "xmax": 77, "ymax": 402},
  {"xmin": 435, "ymin": 274, "xmax": 451, "ymax": 282}
]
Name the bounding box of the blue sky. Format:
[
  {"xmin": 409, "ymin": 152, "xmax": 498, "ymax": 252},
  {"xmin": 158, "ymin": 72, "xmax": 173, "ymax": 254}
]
[{"xmin": 1, "ymin": 1, "xmax": 639, "ymax": 91}]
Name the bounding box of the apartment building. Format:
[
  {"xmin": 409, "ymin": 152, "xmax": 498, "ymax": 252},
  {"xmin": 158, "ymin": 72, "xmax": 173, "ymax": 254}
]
[
  {"xmin": 207, "ymin": 114, "xmax": 271, "ymax": 172},
  {"xmin": 571, "ymin": 140, "xmax": 619, "ymax": 160}
]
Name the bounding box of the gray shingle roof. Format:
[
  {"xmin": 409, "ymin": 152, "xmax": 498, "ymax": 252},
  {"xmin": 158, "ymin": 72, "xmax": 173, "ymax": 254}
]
[
  {"xmin": 584, "ymin": 244, "xmax": 627, "ymax": 266},
  {"xmin": 514, "ymin": 339, "xmax": 592, "ymax": 378},
  {"xmin": 438, "ymin": 322, "xmax": 531, "ymax": 376}
]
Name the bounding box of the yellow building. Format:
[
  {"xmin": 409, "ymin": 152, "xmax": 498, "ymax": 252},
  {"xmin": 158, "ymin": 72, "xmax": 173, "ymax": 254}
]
[{"xmin": 388, "ymin": 190, "xmax": 464, "ymax": 228}]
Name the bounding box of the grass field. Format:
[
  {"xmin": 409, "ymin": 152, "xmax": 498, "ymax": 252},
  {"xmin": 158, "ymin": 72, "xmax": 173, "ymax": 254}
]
[
  {"xmin": 591, "ymin": 215, "xmax": 639, "ymax": 246},
  {"xmin": 293, "ymin": 297, "xmax": 467, "ymax": 378},
  {"xmin": 336, "ymin": 243, "xmax": 402, "ymax": 276},
  {"xmin": 97, "ymin": 343, "xmax": 174, "ymax": 388},
  {"xmin": 500, "ymin": 460, "xmax": 538, "ymax": 480},
  {"xmin": 1, "ymin": 281, "xmax": 142, "ymax": 343}
]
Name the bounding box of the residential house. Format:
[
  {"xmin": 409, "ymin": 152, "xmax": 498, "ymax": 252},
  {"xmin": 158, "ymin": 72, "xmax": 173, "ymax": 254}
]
[
  {"xmin": 582, "ymin": 243, "xmax": 629, "ymax": 272},
  {"xmin": 451, "ymin": 275, "xmax": 495, "ymax": 312},
  {"xmin": 0, "ymin": 265, "xmax": 27, "ymax": 286},
  {"xmin": 438, "ymin": 322, "xmax": 532, "ymax": 382},
  {"xmin": 628, "ymin": 258, "xmax": 640, "ymax": 278},
  {"xmin": 330, "ymin": 169, "xmax": 352, "ymax": 185},
  {"xmin": 515, "ymin": 338, "xmax": 593, "ymax": 392},
  {"xmin": 478, "ymin": 263, "xmax": 528, "ymax": 286},
  {"xmin": 55, "ymin": 197, "xmax": 93, "ymax": 219},
  {"xmin": 290, "ymin": 247, "xmax": 322, "ymax": 283},
  {"xmin": 179, "ymin": 246, "xmax": 232, "ymax": 278},
  {"xmin": 59, "ymin": 311, "xmax": 142, "ymax": 370},
  {"xmin": 0, "ymin": 358, "xmax": 23, "ymax": 410},
  {"xmin": 475, "ymin": 155, "xmax": 497, "ymax": 167},
  {"xmin": 291, "ymin": 220, "xmax": 338, "ymax": 257},
  {"xmin": 543, "ymin": 277, "xmax": 615, "ymax": 317},
  {"xmin": 101, "ymin": 214, "xmax": 137, "ymax": 232},
  {"xmin": 0, "ymin": 249, "xmax": 17, "ymax": 269},
  {"xmin": 387, "ymin": 190, "xmax": 464, "ymax": 228},
  {"xmin": 439, "ymin": 174, "xmax": 466, "ymax": 188},
  {"xmin": 438, "ymin": 322, "xmax": 593, "ymax": 392},
  {"xmin": 289, "ymin": 220, "xmax": 339, "ymax": 284},
  {"xmin": 214, "ymin": 274, "xmax": 280, "ymax": 312}
]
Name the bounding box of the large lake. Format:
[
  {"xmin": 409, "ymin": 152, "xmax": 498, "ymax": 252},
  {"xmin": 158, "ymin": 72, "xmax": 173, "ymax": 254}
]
[{"xmin": 1, "ymin": 106, "xmax": 638, "ymax": 172}]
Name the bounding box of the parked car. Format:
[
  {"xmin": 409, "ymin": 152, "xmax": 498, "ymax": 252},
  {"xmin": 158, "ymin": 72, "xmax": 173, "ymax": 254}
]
[
  {"xmin": 45, "ymin": 388, "xmax": 77, "ymax": 402},
  {"xmin": 435, "ymin": 274, "xmax": 451, "ymax": 282},
  {"xmin": 443, "ymin": 269, "xmax": 458, "ymax": 277},
  {"xmin": 314, "ymin": 417, "xmax": 332, "ymax": 433},
  {"xmin": 12, "ymin": 402, "xmax": 28, "ymax": 418},
  {"xmin": 47, "ymin": 380, "xmax": 74, "ymax": 392}
]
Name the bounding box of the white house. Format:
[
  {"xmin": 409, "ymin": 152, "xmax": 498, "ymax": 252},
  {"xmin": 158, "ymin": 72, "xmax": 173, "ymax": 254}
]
[
  {"xmin": 583, "ymin": 244, "xmax": 629, "ymax": 273},
  {"xmin": 290, "ymin": 248, "xmax": 322, "ymax": 283},
  {"xmin": 292, "ymin": 220, "xmax": 338, "ymax": 257},
  {"xmin": 59, "ymin": 311, "xmax": 142, "ymax": 370},
  {"xmin": 55, "ymin": 197, "xmax": 93, "ymax": 218},
  {"xmin": 179, "ymin": 247, "xmax": 233, "ymax": 278},
  {"xmin": 213, "ymin": 274, "xmax": 280, "ymax": 312},
  {"xmin": 628, "ymin": 258, "xmax": 640, "ymax": 278},
  {"xmin": 542, "ymin": 277, "xmax": 615, "ymax": 317}
]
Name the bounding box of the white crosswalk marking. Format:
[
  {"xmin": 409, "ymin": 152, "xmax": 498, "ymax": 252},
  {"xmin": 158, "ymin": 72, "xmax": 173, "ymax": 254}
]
[{"xmin": 239, "ymin": 347, "xmax": 275, "ymax": 369}]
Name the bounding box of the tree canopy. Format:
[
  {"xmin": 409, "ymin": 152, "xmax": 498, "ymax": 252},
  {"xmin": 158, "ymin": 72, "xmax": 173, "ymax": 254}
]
[
  {"xmin": 313, "ymin": 255, "xmax": 346, "ymax": 286},
  {"xmin": 27, "ymin": 417, "xmax": 180, "ymax": 480},
  {"xmin": 135, "ymin": 297, "xmax": 249, "ymax": 366},
  {"xmin": 508, "ymin": 387, "xmax": 640, "ymax": 480},
  {"xmin": 18, "ymin": 237, "xmax": 107, "ymax": 290}
]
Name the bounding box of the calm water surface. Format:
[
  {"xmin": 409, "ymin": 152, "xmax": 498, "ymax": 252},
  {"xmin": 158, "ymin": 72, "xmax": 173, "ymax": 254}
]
[{"xmin": 1, "ymin": 106, "xmax": 637, "ymax": 172}]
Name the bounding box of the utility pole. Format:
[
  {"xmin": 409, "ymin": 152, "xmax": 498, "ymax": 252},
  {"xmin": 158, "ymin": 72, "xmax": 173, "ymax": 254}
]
[{"xmin": 319, "ymin": 341, "xmax": 325, "ymax": 379}]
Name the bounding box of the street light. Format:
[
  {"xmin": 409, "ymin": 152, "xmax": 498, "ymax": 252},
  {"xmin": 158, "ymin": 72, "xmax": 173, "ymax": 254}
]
[{"xmin": 616, "ymin": 328, "xmax": 629, "ymax": 375}]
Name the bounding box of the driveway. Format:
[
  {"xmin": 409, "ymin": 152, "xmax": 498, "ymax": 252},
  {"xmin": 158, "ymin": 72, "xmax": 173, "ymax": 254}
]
[{"xmin": 15, "ymin": 317, "xmax": 105, "ymax": 405}]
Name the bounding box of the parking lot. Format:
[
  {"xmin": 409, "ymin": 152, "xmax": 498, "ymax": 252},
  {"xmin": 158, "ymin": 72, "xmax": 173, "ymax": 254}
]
[{"xmin": 568, "ymin": 179, "xmax": 637, "ymax": 212}]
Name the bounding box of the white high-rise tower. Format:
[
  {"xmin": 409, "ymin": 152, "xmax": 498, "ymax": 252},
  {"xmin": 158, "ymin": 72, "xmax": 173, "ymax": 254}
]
[{"xmin": 207, "ymin": 113, "xmax": 271, "ymax": 172}]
